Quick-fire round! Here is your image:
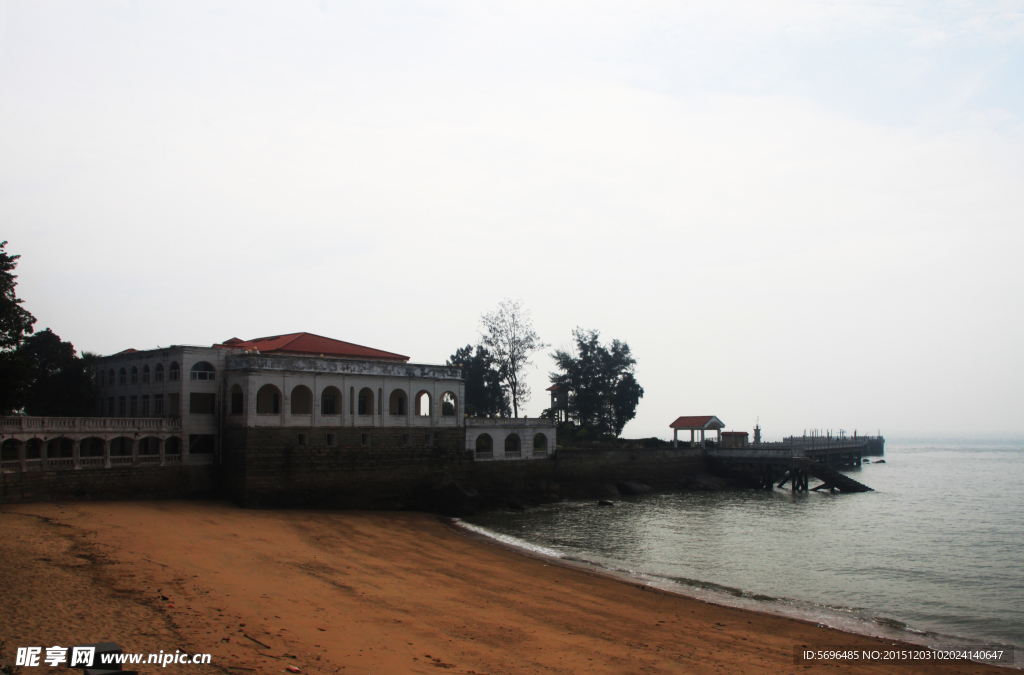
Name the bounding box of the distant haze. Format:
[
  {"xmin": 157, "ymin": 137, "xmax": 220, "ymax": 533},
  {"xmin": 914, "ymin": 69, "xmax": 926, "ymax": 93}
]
[{"xmin": 2, "ymin": 1, "xmax": 1022, "ymax": 439}]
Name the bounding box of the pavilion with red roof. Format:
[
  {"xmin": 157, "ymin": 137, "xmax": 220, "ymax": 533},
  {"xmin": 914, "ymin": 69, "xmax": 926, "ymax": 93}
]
[{"xmin": 669, "ymin": 415, "xmax": 725, "ymax": 448}]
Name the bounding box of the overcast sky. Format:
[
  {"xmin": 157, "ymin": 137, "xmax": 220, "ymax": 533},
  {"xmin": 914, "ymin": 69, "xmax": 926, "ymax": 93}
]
[{"xmin": 2, "ymin": 1, "xmax": 1022, "ymax": 439}]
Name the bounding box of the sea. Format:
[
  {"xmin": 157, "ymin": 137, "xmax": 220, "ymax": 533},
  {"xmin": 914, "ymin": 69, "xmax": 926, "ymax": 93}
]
[{"xmin": 460, "ymin": 439, "xmax": 1023, "ymax": 664}]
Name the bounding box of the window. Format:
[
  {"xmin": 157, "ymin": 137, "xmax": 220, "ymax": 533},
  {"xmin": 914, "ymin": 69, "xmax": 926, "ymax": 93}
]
[
  {"xmin": 230, "ymin": 386, "xmax": 244, "ymax": 415},
  {"xmin": 169, "ymin": 362, "xmax": 180, "ymax": 381},
  {"xmin": 189, "ymin": 435, "xmax": 215, "ymax": 454},
  {"xmin": 416, "ymin": 391, "xmax": 432, "ymax": 416},
  {"xmin": 155, "ymin": 364, "xmax": 164, "ymax": 382},
  {"xmin": 107, "ymin": 396, "xmax": 115, "ymax": 415},
  {"xmin": 358, "ymin": 387, "xmax": 374, "ymax": 416},
  {"xmin": 403, "ymin": 433, "xmax": 411, "ymax": 447},
  {"xmin": 326, "ymin": 433, "xmax": 337, "ymax": 447},
  {"xmin": 118, "ymin": 396, "xmax": 126, "ymax": 416},
  {"xmin": 321, "ymin": 387, "xmax": 341, "ymax": 415},
  {"xmin": 425, "ymin": 432, "xmax": 433, "ymax": 447},
  {"xmin": 360, "ymin": 433, "xmax": 370, "ymax": 446},
  {"xmin": 169, "ymin": 393, "xmax": 180, "ymax": 415},
  {"xmin": 297, "ymin": 433, "xmax": 308, "ymax": 447},
  {"xmin": 119, "ymin": 368, "xmax": 127, "ymax": 385},
  {"xmin": 190, "ymin": 393, "xmax": 216, "ymax": 415},
  {"xmin": 441, "ymin": 391, "xmax": 458, "ymax": 416},
  {"xmin": 389, "ymin": 389, "xmax": 408, "ymax": 416},
  {"xmin": 129, "ymin": 395, "xmax": 138, "ymax": 416},
  {"xmin": 142, "ymin": 365, "xmax": 150, "ymax": 383},
  {"xmin": 256, "ymin": 385, "xmax": 282, "ymax": 415},
  {"xmin": 154, "ymin": 394, "xmax": 164, "ymax": 415},
  {"xmin": 190, "ymin": 361, "xmax": 216, "ymax": 381},
  {"xmin": 291, "ymin": 385, "xmax": 313, "ymax": 415},
  {"xmin": 131, "ymin": 366, "xmax": 138, "ymax": 384},
  {"xmin": 99, "ymin": 370, "xmax": 105, "ymax": 386},
  {"xmin": 108, "ymin": 369, "xmax": 115, "ymax": 386},
  {"xmin": 141, "ymin": 395, "xmax": 150, "ymax": 416}
]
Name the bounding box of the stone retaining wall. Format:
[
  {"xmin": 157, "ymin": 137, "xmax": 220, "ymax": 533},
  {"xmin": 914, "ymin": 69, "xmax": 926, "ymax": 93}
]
[{"xmin": 0, "ymin": 464, "xmax": 219, "ymax": 504}]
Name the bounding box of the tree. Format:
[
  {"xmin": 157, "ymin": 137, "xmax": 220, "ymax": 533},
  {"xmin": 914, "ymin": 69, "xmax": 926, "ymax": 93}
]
[
  {"xmin": 550, "ymin": 328, "xmax": 644, "ymax": 436},
  {"xmin": 480, "ymin": 299, "xmax": 548, "ymax": 418},
  {"xmin": 448, "ymin": 344, "xmax": 510, "ymax": 417},
  {"xmin": 20, "ymin": 329, "xmax": 97, "ymax": 416},
  {"xmin": 0, "ymin": 241, "xmax": 36, "ymax": 413}
]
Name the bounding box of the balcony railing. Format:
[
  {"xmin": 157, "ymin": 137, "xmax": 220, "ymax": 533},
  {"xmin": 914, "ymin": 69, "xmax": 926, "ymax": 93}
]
[{"xmin": 0, "ymin": 416, "xmax": 183, "ymax": 433}]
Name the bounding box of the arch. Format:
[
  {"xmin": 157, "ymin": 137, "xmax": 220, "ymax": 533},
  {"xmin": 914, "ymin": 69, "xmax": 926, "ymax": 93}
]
[
  {"xmin": 80, "ymin": 437, "xmax": 104, "ymax": 457},
  {"xmin": 441, "ymin": 391, "xmax": 458, "ymax": 417},
  {"xmin": 389, "ymin": 389, "xmax": 408, "ymax": 416},
  {"xmin": 165, "ymin": 436, "xmax": 182, "ymax": 455},
  {"xmin": 321, "ymin": 386, "xmax": 341, "ymax": 416},
  {"xmin": 505, "ymin": 433, "xmax": 521, "ymax": 457},
  {"xmin": 46, "ymin": 437, "xmax": 74, "ymax": 458},
  {"xmin": 118, "ymin": 367, "xmax": 127, "ymax": 385},
  {"xmin": 290, "ymin": 385, "xmax": 313, "ymax": 415},
  {"xmin": 110, "ymin": 437, "xmax": 133, "ymax": 456},
  {"xmin": 533, "ymin": 433, "xmax": 548, "ymax": 453},
  {"xmin": 142, "ymin": 364, "xmax": 150, "ymax": 383},
  {"xmin": 24, "ymin": 438, "xmax": 43, "ymax": 459},
  {"xmin": 229, "ymin": 384, "xmax": 244, "ymax": 415},
  {"xmin": 154, "ymin": 363, "xmax": 164, "ymax": 382},
  {"xmin": 256, "ymin": 385, "xmax": 282, "ymax": 415},
  {"xmin": 475, "ymin": 433, "xmax": 493, "ymax": 456},
  {"xmin": 130, "ymin": 366, "xmax": 138, "ymax": 384},
  {"xmin": 138, "ymin": 437, "xmax": 161, "ymax": 455},
  {"xmin": 190, "ymin": 361, "xmax": 216, "ymax": 381},
  {"xmin": 357, "ymin": 387, "xmax": 375, "ymax": 416},
  {"xmin": 1, "ymin": 439, "xmax": 21, "ymax": 461},
  {"xmin": 415, "ymin": 391, "xmax": 432, "ymax": 416},
  {"xmin": 169, "ymin": 362, "xmax": 181, "ymax": 381}
]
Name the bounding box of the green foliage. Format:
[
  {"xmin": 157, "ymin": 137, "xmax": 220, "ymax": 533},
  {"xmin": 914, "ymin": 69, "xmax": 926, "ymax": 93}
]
[
  {"xmin": 448, "ymin": 344, "xmax": 510, "ymax": 417},
  {"xmin": 20, "ymin": 329, "xmax": 97, "ymax": 416},
  {"xmin": 0, "ymin": 242, "xmax": 36, "ymax": 350},
  {"xmin": 0, "ymin": 242, "xmax": 36, "ymax": 413},
  {"xmin": 550, "ymin": 327, "xmax": 644, "ymax": 437},
  {"xmin": 0, "ymin": 245, "xmax": 95, "ymax": 415}
]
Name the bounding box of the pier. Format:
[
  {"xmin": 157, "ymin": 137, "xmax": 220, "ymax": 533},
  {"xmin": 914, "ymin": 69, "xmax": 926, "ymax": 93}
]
[{"xmin": 706, "ymin": 436, "xmax": 882, "ymax": 493}]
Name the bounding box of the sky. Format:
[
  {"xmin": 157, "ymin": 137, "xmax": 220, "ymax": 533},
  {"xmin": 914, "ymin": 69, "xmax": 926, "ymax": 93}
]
[{"xmin": 1, "ymin": 1, "xmax": 1022, "ymax": 439}]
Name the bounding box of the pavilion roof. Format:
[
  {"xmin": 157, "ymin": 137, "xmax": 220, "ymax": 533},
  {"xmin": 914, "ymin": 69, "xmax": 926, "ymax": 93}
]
[{"xmin": 669, "ymin": 415, "xmax": 725, "ymax": 430}]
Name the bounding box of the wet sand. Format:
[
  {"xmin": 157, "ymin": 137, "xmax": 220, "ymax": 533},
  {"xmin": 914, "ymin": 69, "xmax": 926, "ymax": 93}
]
[{"xmin": 0, "ymin": 501, "xmax": 1007, "ymax": 674}]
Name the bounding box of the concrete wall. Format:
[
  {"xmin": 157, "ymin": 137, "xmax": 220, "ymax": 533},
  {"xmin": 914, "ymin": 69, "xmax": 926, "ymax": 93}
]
[{"xmin": 0, "ymin": 464, "xmax": 219, "ymax": 504}]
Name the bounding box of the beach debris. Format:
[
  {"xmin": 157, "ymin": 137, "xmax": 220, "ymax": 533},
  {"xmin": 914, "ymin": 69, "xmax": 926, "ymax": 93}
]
[
  {"xmin": 317, "ymin": 628, "xmax": 326, "ymax": 632},
  {"xmin": 243, "ymin": 634, "xmax": 271, "ymax": 649},
  {"xmin": 160, "ymin": 595, "xmax": 169, "ymax": 601},
  {"xmin": 597, "ymin": 500, "xmax": 614, "ymax": 507},
  {"xmin": 286, "ymin": 666, "xmax": 301, "ymax": 673}
]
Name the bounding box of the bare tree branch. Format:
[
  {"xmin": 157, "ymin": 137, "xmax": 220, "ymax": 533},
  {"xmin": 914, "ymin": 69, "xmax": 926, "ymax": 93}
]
[{"xmin": 479, "ymin": 299, "xmax": 548, "ymax": 418}]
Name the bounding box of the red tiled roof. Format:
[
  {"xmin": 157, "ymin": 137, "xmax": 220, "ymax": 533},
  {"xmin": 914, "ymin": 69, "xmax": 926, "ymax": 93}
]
[
  {"xmin": 669, "ymin": 415, "xmax": 725, "ymax": 430},
  {"xmin": 215, "ymin": 333, "xmax": 409, "ymax": 362},
  {"xmin": 546, "ymin": 384, "xmax": 563, "ymax": 391},
  {"xmin": 722, "ymin": 431, "xmax": 748, "ymax": 437}
]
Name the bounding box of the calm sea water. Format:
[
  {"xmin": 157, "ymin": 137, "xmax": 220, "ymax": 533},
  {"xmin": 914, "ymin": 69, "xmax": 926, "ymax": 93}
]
[{"xmin": 461, "ymin": 440, "xmax": 1024, "ymax": 655}]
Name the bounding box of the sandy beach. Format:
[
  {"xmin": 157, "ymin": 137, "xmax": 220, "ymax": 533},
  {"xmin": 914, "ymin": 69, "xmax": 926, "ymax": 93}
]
[{"xmin": 0, "ymin": 501, "xmax": 1007, "ymax": 675}]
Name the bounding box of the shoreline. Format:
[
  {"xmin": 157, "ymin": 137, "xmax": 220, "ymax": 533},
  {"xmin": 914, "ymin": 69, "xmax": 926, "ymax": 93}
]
[
  {"xmin": 1, "ymin": 500, "xmax": 1011, "ymax": 674},
  {"xmin": 449, "ymin": 517, "xmax": 1018, "ymax": 667}
]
